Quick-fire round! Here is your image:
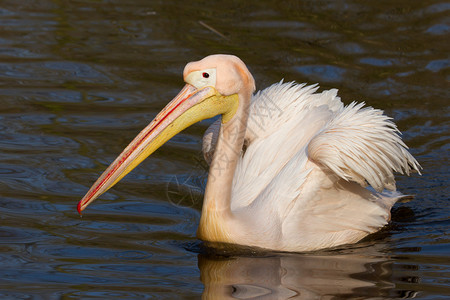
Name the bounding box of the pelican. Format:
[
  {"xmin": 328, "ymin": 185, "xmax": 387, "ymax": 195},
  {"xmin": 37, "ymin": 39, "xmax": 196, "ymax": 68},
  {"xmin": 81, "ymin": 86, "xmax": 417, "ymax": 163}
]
[{"xmin": 77, "ymin": 54, "xmax": 421, "ymax": 252}]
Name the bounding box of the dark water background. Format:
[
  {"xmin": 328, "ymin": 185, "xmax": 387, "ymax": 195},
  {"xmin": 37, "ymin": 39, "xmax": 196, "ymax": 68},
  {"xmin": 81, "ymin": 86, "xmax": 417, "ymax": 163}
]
[{"xmin": 0, "ymin": 0, "xmax": 449, "ymax": 299}]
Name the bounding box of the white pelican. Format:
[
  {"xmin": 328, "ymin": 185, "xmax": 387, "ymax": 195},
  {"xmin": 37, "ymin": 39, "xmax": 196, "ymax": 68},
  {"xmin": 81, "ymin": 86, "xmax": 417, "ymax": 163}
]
[{"xmin": 78, "ymin": 54, "xmax": 421, "ymax": 252}]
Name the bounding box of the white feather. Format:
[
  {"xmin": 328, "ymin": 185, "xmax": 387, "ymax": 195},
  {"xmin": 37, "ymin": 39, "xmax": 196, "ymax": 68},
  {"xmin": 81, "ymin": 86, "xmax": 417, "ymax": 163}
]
[{"xmin": 202, "ymin": 82, "xmax": 421, "ymax": 251}]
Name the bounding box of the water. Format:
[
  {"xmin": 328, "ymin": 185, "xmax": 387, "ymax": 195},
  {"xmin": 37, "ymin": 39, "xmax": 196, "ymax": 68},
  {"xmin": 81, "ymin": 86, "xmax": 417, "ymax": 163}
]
[{"xmin": 0, "ymin": 0, "xmax": 448, "ymax": 298}]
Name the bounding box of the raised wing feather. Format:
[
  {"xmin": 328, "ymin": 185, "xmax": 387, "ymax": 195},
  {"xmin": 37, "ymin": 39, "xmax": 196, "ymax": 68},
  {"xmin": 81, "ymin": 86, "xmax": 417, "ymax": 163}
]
[{"xmin": 307, "ymin": 102, "xmax": 421, "ymax": 192}]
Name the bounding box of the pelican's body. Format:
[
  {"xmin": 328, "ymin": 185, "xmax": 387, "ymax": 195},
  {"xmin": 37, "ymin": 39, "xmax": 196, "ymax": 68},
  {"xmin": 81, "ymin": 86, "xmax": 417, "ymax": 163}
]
[{"xmin": 78, "ymin": 55, "xmax": 420, "ymax": 252}]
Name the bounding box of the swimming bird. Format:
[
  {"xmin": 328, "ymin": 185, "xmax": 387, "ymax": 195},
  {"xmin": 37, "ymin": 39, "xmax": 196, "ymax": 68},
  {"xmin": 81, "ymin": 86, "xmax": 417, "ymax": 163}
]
[{"xmin": 77, "ymin": 54, "xmax": 421, "ymax": 252}]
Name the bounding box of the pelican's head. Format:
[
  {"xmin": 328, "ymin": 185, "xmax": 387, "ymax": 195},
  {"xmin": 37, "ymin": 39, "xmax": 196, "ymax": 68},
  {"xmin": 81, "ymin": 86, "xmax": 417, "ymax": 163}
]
[
  {"xmin": 77, "ymin": 54, "xmax": 255, "ymax": 213},
  {"xmin": 183, "ymin": 54, "xmax": 255, "ymax": 102}
]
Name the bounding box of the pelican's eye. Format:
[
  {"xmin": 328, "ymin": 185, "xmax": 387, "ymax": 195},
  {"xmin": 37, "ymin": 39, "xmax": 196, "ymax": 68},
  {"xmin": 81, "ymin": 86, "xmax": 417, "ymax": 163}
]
[{"xmin": 185, "ymin": 68, "xmax": 216, "ymax": 89}]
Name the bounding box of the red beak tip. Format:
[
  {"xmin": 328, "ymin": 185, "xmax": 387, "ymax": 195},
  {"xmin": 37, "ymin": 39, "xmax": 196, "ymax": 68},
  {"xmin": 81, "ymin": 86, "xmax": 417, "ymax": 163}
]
[{"xmin": 77, "ymin": 202, "xmax": 83, "ymax": 215}]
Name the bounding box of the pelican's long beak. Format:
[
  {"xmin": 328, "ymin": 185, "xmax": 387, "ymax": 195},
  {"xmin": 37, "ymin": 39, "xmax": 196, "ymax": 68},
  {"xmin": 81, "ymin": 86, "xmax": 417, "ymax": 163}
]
[{"xmin": 77, "ymin": 84, "xmax": 239, "ymax": 214}]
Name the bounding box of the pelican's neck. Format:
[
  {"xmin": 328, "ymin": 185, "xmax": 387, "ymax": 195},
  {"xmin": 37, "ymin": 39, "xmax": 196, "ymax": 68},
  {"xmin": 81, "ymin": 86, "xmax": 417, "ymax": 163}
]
[{"xmin": 197, "ymin": 92, "xmax": 250, "ymax": 242}]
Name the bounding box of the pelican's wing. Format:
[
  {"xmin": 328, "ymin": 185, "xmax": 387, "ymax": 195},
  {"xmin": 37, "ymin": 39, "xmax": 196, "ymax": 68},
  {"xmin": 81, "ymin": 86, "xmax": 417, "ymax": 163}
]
[
  {"xmin": 232, "ymin": 81, "xmax": 342, "ymax": 210},
  {"xmin": 307, "ymin": 102, "xmax": 421, "ymax": 192},
  {"xmin": 229, "ymin": 82, "xmax": 421, "ymax": 250}
]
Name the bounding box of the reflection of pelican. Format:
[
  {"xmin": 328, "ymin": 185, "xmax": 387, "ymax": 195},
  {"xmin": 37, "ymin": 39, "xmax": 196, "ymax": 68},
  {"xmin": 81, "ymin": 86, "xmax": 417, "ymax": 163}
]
[
  {"xmin": 198, "ymin": 251, "xmax": 396, "ymax": 299},
  {"xmin": 78, "ymin": 55, "xmax": 420, "ymax": 251}
]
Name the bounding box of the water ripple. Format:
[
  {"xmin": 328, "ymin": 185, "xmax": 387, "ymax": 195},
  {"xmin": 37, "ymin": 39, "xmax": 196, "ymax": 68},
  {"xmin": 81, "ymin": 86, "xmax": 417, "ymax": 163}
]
[{"xmin": 0, "ymin": 61, "xmax": 114, "ymax": 86}]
